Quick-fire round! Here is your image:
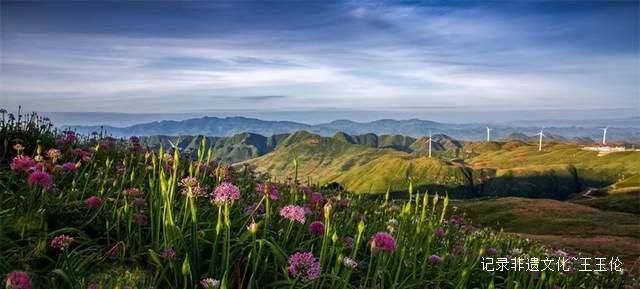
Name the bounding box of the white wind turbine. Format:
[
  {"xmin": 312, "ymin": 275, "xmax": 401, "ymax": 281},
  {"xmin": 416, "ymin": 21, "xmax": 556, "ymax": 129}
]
[
  {"xmin": 601, "ymin": 126, "xmax": 609, "ymax": 145},
  {"xmin": 486, "ymin": 126, "xmax": 491, "ymax": 142},
  {"xmin": 428, "ymin": 130, "xmax": 432, "ymax": 158},
  {"xmin": 536, "ymin": 128, "xmax": 545, "ymax": 152}
]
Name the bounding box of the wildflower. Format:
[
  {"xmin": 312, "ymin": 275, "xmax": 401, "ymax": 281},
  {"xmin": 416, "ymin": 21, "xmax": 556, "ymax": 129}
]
[
  {"xmin": 309, "ymin": 192, "xmax": 323, "ymax": 206},
  {"xmin": 340, "ymin": 236, "xmax": 355, "ymax": 249},
  {"xmin": 244, "ymin": 202, "xmax": 265, "ymax": 216},
  {"xmin": 219, "ymin": 165, "xmax": 233, "ymax": 181},
  {"xmin": 288, "ymin": 252, "xmax": 321, "ymax": 283},
  {"xmin": 133, "ymin": 213, "xmax": 148, "ymax": 226},
  {"xmin": 486, "ymin": 247, "xmax": 498, "ymax": 256},
  {"xmin": 370, "ymin": 232, "xmax": 397, "ymax": 253},
  {"xmin": 131, "ymin": 143, "xmax": 145, "ymax": 153},
  {"xmin": 10, "ymin": 156, "xmax": 35, "ymax": 172},
  {"xmin": 342, "ymin": 256, "xmax": 358, "ymax": 269},
  {"xmin": 247, "ymin": 221, "xmax": 259, "ymax": 234},
  {"xmin": 124, "ymin": 188, "xmax": 144, "ymax": 198},
  {"xmin": 84, "ymin": 196, "xmax": 103, "ymax": 209},
  {"xmin": 428, "ymin": 254, "xmax": 442, "ymax": 266},
  {"xmin": 4, "ymin": 271, "xmax": 32, "ymax": 289},
  {"xmin": 129, "ymin": 136, "xmax": 140, "ymax": 143},
  {"xmin": 309, "ymin": 221, "xmax": 325, "ymax": 236},
  {"xmin": 160, "ymin": 248, "xmax": 177, "ymax": 260},
  {"xmin": 28, "ymin": 171, "xmax": 52, "ymax": 189},
  {"xmin": 386, "ymin": 218, "xmax": 399, "ymax": 233},
  {"xmin": 279, "ymin": 205, "xmax": 306, "ymax": 224},
  {"xmin": 50, "ymin": 234, "xmax": 74, "ymax": 250},
  {"xmin": 62, "ymin": 162, "xmax": 77, "ymax": 172},
  {"xmin": 449, "ymin": 215, "xmax": 465, "ymax": 226},
  {"xmin": 256, "ymin": 182, "xmax": 280, "ymax": 200},
  {"xmin": 47, "ymin": 148, "xmax": 61, "ymax": 159},
  {"xmin": 179, "ymin": 176, "xmax": 206, "ymax": 198},
  {"xmin": 553, "ymin": 249, "xmax": 568, "ymax": 257},
  {"xmin": 510, "ymin": 248, "xmax": 523, "ymax": 256},
  {"xmin": 212, "ymin": 182, "xmax": 240, "ymax": 204},
  {"xmin": 73, "ymin": 148, "xmax": 93, "ymax": 161},
  {"xmin": 200, "ymin": 278, "xmax": 220, "ymax": 289},
  {"xmin": 434, "ymin": 227, "xmax": 445, "ymax": 238},
  {"xmin": 13, "ymin": 143, "xmax": 25, "ymax": 152},
  {"xmin": 132, "ymin": 198, "xmax": 146, "ymax": 206}
]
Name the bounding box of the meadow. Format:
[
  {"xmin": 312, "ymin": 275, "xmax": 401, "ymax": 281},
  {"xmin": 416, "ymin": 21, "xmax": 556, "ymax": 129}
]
[{"xmin": 0, "ymin": 113, "xmax": 634, "ymax": 289}]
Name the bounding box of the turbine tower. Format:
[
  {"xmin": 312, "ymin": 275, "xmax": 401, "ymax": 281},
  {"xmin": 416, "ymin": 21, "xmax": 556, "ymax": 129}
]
[
  {"xmin": 428, "ymin": 130, "xmax": 432, "ymax": 158},
  {"xmin": 486, "ymin": 126, "xmax": 491, "ymax": 142},
  {"xmin": 601, "ymin": 126, "xmax": 609, "ymax": 145},
  {"xmin": 536, "ymin": 129, "xmax": 545, "ymax": 152}
]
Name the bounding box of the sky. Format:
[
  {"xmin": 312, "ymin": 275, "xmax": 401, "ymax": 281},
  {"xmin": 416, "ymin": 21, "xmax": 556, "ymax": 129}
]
[{"xmin": 1, "ymin": 0, "xmax": 639, "ymax": 124}]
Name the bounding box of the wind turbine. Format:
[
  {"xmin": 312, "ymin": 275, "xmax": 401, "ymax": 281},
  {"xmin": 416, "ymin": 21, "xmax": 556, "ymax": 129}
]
[
  {"xmin": 428, "ymin": 130, "xmax": 432, "ymax": 158},
  {"xmin": 536, "ymin": 129, "xmax": 545, "ymax": 152},
  {"xmin": 601, "ymin": 126, "xmax": 609, "ymax": 145},
  {"xmin": 486, "ymin": 126, "xmax": 491, "ymax": 142}
]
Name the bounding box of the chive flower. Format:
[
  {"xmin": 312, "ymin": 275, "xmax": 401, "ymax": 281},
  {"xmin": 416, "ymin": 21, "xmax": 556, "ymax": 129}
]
[
  {"xmin": 279, "ymin": 205, "xmax": 306, "ymax": 224},
  {"xmin": 4, "ymin": 271, "xmax": 32, "ymax": 289},
  {"xmin": 28, "ymin": 171, "xmax": 52, "ymax": 189},
  {"xmin": 370, "ymin": 232, "xmax": 397, "ymax": 253},
  {"xmin": 288, "ymin": 252, "xmax": 321, "ymax": 283},
  {"xmin": 212, "ymin": 182, "xmax": 240, "ymax": 204}
]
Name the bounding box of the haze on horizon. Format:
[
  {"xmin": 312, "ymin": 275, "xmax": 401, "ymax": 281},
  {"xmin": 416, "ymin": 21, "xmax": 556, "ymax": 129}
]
[{"xmin": 1, "ymin": 0, "xmax": 639, "ymax": 124}]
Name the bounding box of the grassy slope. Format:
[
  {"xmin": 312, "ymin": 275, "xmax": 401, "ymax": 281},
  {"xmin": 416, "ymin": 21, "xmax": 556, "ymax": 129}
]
[
  {"xmin": 248, "ymin": 132, "xmax": 467, "ymax": 193},
  {"xmin": 469, "ymin": 142, "xmax": 640, "ymax": 186},
  {"xmin": 458, "ymin": 197, "xmax": 640, "ymax": 267}
]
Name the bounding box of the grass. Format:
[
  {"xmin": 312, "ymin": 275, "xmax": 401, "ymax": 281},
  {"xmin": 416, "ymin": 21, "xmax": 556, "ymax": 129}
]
[
  {"xmin": 1, "ymin": 114, "xmax": 634, "ymax": 289},
  {"xmin": 457, "ymin": 197, "xmax": 640, "ymax": 273}
]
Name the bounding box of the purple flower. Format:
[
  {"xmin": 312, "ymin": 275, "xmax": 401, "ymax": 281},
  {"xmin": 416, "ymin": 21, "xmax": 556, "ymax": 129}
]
[
  {"xmin": 428, "ymin": 254, "xmax": 442, "ymax": 266},
  {"xmin": 288, "ymin": 252, "xmax": 321, "ymax": 283},
  {"xmin": 28, "ymin": 171, "xmax": 52, "ymax": 189},
  {"xmin": 309, "ymin": 192, "xmax": 323, "ymax": 206},
  {"xmin": 62, "ymin": 162, "xmax": 77, "ymax": 172},
  {"xmin": 486, "ymin": 247, "xmax": 498, "ymax": 256},
  {"xmin": 340, "ymin": 236, "xmax": 355, "ymax": 249},
  {"xmin": 370, "ymin": 232, "xmax": 397, "ymax": 253},
  {"xmin": 160, "ymin": 248, "xmax": 177, "ymax": 260},
  {"xmin": 4, "ymin": 271, "xmax": 32, "ymax": 289},
  {"xmin": 10, "ymin": 155, "xmax": 35, "ymax": 172},
  {"xmin": 133, "ymin": 213, "xmax": 148, "ymax": 226},
  {"xmin": 212, "ymin": 182, "xmax": 240, "ymax": 204},
  {"xmin": 309, "ymin": 221, "xmax": 325, "ymax": 236},
  {"xmin": 279, "ymin": 205, "xmax": 306, "ymax": 224},
  {"xmin": 256, "ymin": 182, "xmax": 280, "ymax": 200},
  {"xmin": 434, "ymin": 227, "xmax": 445, "ymax": 238},
  {"xmin": 50, "ymin": 234, "xmax": 74, "ymax": 250},
  {"xmin": 84, "ymin": 196, "xmax": 103, "ymax": 209},
  {"xmin": 129, "ymin": 136, "xmax": 140, "ymax": 143}
]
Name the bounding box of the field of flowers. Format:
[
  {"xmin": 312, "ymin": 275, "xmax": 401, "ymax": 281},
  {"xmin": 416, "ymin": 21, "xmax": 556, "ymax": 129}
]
[{"xmin": 0, "ymin": 112, "xmax": 631, "ymax": 289}]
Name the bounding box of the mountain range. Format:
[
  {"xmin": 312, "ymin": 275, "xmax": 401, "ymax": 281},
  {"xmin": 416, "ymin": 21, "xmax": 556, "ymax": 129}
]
[{"xmin": 67, "ymin": 116, "xmax": 640, "ymax": 141}]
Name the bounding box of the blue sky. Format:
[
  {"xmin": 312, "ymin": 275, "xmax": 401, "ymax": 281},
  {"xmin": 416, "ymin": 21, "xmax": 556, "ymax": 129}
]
[{"xmin": 1, "ymin": 0, "xmax": 638, "ymax": 122}]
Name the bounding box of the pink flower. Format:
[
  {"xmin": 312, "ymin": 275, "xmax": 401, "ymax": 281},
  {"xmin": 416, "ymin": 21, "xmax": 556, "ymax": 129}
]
[
  {"xmin": 370, "ymin": 232, "xmax": 397, "ymax": 253},
  {"xmin": 47, "ymin": 148, "xmax": 62, "ymax": 159},
  {"xmin": 50, "ymin": 234, "xmax": 74, "ymax": 250},
  {"xmin": 28, "ymin": 171, "xmax": 52, "ymax": 189},
  {"xmin": 309, "ymin": 221, "xmax": 325, "ymax": 236},
  {"xmin": 200, "ymin": 278, "xmax": 220, "ymax": 289},
  {"xmin": 288, "ymin": 252, "xmax": 320, "ymax": 283},
  {"xmin": 84, "ymin": 196, "xmax": 103, "ymax": 209},
  {"xmin": 4, "ymin": 271, "xmax": 32, "ymax": 289},
  {"xmin": 279, "ymin": 205, "xmax": 306, "ymax": 224},
  {"xmin": 434, "ymin": 227, "xmax": 445, "ymax": 238},
  {"xmin": 10, "ymin": 156, "xmax": 35, "ymax": 172},
  {"xmin": 124, "ymin": 188, "xmax": 144, "ymax": 198},
  {"xmin": 212, "ymin": 182, "xmax": 240, "ymax": 204},
  {"xmin": 160, "ymin": 248, "xmax": 177, "ymax": 260},
  {"xmin": 133, "ymin": 213, "xmax": 148, "ymax": 226},
  {"xmin": 428, "ymin": 254, "xmax": 442, "ymax": 266},
  {"xmin": 62, "ymin": 162, "xmax": 77, "ymax": 172},
  {"xmin": 256, "ymin": 182, "xmax": 280, "ymax": 200},
  {"xmin": 486, "ymin": 247, "xmax": 498, "ymax": 256}
]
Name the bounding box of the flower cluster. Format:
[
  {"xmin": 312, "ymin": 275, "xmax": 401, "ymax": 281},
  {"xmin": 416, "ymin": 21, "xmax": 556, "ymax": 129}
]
[
  {"xmin": 199, "ymin": 278, "xmax": 220, "ymax": 289},
  {"xmin": 256, "ymin": 182, "xmax": 280, "ymax": 200},
  {"xmin": 370, "ymin": 232, "xmax": 397, "ymax": 253},
  {"xmin": 179, "ymin": 176, "xmax": 206, "ymax": 198},
  {"xmin": 309, "ymin": 221, "xmax": 325, "ymax": 236},
  {"xmin": 288, "ymin": 252, "xmax": 321, "ymax": 283},
  {"xmin": 28, "ymin": 171, "xmax": 52, "ymax": 189},
  {"xmin": 4, "ymin": 271, "xmax": 32, "ymax": 289},
  {"xmin": 279, "ymin": 205, "xmax": 306, "ymax": 224},
  {"xmin": 84, "ymin": 196, "xmax": 103, "ymax": 209},
  {"xmin": 50, "ymin": 234, "xmax": 74, "ymax": 250},
  {"xmin": 10, "ymin": 156, "xmax": 35, "ymax": 172},
  {"xmin": 212, "ymin": 182, "xmax": 240, "ymax": 204}
]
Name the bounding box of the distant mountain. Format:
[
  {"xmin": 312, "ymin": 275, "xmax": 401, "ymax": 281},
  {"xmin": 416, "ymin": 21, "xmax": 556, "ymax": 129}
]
[{"xmin": 66, "ymin": 116, "xmax": 640, "ymax": 142}]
